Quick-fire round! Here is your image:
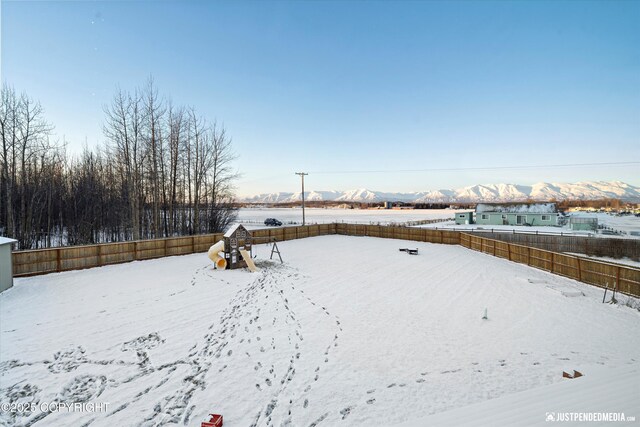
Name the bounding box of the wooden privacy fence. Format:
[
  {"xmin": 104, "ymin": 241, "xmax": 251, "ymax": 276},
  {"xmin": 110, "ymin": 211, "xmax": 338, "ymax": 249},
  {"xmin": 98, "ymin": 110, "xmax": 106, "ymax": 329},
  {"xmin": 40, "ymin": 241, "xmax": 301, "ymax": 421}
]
[
  {"xmin": 333, "ymin": 223, "xmax": 461, "ymax": 244},
  {"xmin": 12, "ymin": 224, "xmax": 338, "ymax": 277},
  {"xmin": 11, "ymin": 223, "xmax": 640, "ymax": 297},
  {"xmin": 460, "ymin": 233, "xmax": 640, "ymax": 297},
  {"xmin": 470, "ymin": 231, "xmax": 640, "ymax": 262},
  {"xmin": 12, "ymin": 234, "xmax": 223, "ymax": 276}
]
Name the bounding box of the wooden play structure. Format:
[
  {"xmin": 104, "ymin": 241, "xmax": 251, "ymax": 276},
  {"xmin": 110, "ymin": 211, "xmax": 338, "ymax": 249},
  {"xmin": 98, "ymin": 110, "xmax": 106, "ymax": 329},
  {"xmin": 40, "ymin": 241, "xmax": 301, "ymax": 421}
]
[{"xmin": 208, "ymin": 224, "xmax": 257, "ymax": 272}]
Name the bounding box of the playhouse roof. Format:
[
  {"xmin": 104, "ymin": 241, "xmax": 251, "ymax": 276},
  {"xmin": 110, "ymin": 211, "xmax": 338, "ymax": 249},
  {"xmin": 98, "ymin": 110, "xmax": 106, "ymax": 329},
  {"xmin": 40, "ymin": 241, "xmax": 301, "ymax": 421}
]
[
  {"xmin": 475, "ymin": 202, "xmax": 558, "ymax": 214},
  {"xmin": 224, "ymin": 223, "xmax": 249, "ymax": 238}
]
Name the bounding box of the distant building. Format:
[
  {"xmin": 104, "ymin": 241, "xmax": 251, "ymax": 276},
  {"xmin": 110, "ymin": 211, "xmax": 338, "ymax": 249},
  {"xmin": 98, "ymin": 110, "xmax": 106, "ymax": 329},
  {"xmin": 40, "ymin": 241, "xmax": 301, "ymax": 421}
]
[
  {"xmin": 383, "ymin": 201, "xmax": 392, "ymax": 209},
  {"xmin": 475, "ymin": 203, "xmax": 559, "ymax": 226},
  {"xmin": 455, "ymin": 212, "xmax": 474, "ymax": 225},
  {"xmin": 570, "ymin": 215, "xmax": 598, "ymax": 231}
]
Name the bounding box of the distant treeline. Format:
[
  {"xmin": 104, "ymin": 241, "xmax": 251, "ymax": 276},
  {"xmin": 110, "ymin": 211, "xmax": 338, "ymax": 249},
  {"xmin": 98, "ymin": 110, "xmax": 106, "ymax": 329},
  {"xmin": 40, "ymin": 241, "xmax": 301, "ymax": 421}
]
[
  {"xmin": 0, "ymin": 79, "xmax": 238, "ymax": 249},
  {"xmin": 240, "ymin": 201, "xmax": 467, "ymax": 209},
  {"xmin": 556, "ymin": 198, "xmax": 629, "ymax": 209}
]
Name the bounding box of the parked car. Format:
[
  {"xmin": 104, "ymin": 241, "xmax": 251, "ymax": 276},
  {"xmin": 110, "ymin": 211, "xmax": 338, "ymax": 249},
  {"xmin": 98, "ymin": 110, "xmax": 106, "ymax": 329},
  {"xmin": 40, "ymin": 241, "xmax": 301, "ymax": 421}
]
[{"xmin": 264, "ymin": 218, "xmax": 283, "ymax": 226}]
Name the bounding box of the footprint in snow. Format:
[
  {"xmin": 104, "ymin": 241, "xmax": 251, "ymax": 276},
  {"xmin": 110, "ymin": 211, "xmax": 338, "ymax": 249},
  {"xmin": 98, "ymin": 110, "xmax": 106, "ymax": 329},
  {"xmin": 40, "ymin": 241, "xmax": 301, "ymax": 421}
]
[{"xmin": 340, "ymin": 406, "xmax": 353, "ymax": 420}]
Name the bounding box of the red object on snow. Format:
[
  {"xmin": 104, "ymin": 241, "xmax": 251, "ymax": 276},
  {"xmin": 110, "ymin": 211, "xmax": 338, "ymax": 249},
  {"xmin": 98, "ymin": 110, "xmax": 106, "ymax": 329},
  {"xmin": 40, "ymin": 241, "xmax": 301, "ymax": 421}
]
[{"xmin": 202, "ymin": 414, "xmax": 223, "ymax": 427}]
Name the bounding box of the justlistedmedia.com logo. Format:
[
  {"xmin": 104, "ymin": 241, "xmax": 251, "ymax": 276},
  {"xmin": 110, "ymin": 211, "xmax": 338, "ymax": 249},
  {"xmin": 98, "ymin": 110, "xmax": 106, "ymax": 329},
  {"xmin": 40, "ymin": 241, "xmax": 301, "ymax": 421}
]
[{"xmin": 545, "ymin": 412, "xmax": 635, "ymax": 422}]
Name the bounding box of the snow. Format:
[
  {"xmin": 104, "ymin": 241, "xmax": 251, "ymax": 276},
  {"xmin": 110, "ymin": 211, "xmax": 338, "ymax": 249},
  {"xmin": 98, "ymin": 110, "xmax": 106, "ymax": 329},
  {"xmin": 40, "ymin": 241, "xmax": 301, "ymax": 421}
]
[
  {"xmin": 223, "ymin": 223, "xmax": 247, "ymax": 238},
  {"xmin": 0, "ymin": 237, "xmax": 17, "ymax": 246},
  {"xmin": 419, "ymin": 216, "xmax": 640, "ymax": 240},
  {"xmin": 475, "ymin": 203, "xmax": 557, "ymax": 214},
  {"xmin": 587, "ymin": 212, "xmax": 640, "ymax": 235},
  {"xmin": 242, "ymin": 181, "xmax": 640, "ymax": 203},
  {"xmin": 418, "ymin": 220, "xmax": 587, "ymax": 236},
  {"xmin": 236, "ymin": 207, "xmax": 458, "ymax": 226},
  {"xmin": 398, "ymin": 364, "xmax": 640, "ymax": 426},
  {"xmin": 1, "ymin": 236, "xmax": 639, "ymax": 426}
]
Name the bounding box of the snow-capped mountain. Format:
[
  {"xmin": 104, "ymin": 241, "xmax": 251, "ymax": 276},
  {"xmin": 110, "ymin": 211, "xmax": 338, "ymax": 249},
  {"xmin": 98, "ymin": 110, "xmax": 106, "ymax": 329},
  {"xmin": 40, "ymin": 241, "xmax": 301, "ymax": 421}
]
[{"xmin": 242, "ymin": 181, "xmax": 640, "ymax": 203}]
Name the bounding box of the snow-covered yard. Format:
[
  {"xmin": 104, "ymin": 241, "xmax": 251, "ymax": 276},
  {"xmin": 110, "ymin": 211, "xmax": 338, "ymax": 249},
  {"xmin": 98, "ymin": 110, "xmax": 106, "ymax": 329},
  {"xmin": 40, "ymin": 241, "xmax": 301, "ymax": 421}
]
[{"xmin": 1, "ymin": 236, "xmax": 639, "ymax": 426}]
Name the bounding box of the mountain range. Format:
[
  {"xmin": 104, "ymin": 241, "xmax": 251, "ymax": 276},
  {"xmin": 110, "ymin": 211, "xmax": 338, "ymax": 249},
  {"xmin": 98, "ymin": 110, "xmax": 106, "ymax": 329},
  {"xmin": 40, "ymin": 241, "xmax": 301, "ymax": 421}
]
[{"xmin": 241, "ymin": 181, "xmax": 640, "ymax": 204}]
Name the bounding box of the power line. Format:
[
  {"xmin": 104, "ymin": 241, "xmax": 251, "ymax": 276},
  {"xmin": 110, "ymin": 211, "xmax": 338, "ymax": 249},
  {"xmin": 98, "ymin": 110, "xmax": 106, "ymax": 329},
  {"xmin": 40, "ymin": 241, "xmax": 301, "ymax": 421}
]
[{"xmin": 309, "ymin": 161, "xmax": 640, "ymax": 175}]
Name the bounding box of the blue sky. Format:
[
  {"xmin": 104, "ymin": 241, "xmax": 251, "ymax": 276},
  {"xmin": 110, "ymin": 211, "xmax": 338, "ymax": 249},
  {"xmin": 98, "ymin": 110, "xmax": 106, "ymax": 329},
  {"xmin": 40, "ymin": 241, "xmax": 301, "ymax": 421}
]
[{"xmin": 2, "ymin": 0, "xmax": 639, "ymax": 196}]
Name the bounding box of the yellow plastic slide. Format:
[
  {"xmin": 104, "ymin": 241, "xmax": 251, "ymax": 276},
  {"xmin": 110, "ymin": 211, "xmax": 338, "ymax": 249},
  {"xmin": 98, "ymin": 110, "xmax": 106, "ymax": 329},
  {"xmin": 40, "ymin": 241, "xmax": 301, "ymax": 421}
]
[{"xmin": 239, "ymin": 249, "xmax": 257, "ymax": 272}]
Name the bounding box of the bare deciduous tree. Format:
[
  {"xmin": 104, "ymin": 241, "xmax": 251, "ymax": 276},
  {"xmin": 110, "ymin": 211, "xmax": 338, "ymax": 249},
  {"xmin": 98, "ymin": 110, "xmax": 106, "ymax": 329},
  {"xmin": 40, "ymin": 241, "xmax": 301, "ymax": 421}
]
[{"xmin": 1, "ymin": 80, "xmax": 239, "ymax": 248}]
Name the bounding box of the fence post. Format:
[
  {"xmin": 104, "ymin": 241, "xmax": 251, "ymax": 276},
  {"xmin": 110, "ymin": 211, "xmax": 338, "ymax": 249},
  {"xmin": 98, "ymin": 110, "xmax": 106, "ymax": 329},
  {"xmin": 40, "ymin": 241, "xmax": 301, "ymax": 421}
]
[
  {"xmin": 97, "ymin": 244, "xmax": 102, "ymax": 267},
  {"xmin": 550, "ymin": 252, "xmax": 554, "ymax": 272},
  {"xmin": 164, "ymin": 238, "xmax": 168, "ymax": 257},
  {"xmin": 527, "ymin": 247, "xmax": 531, "ymax": 266},
  {"xmin": 134, "ymin": 242, "xmax": 138, "ymax": 260},
  {"xmin": 56, "ymin": 248, "xmax": 61, "ymax": 272},
  {"xmin": 616, "ymin": 266, "xmax": 621, "ymax": 293},
  {"xmin": 191, "ymin": 236, "xmax": 195, "ymax": 254},
  {"xmin": 507, "ymin": 243, "xmax": 512, "ymax": 261},
  {"xmin": 577, "ymin": 257, "xmax": 582, "ymax": 282}
]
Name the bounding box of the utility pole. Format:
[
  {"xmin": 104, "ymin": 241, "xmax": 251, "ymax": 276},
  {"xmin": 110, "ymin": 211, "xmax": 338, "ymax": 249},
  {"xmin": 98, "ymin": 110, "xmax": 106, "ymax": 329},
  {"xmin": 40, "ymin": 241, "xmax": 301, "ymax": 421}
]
[{"xmin": 295, "ymin": 172, "xmax": 308, "ymax": 225}]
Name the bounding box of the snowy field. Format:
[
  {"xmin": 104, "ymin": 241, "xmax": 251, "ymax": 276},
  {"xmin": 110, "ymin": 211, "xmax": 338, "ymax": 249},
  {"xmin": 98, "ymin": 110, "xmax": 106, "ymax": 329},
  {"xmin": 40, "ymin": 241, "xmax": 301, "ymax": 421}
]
[
  {"xmin": 1, "ymin": 236, "xmax": 639, "ymax": 427},
  {"xmin": 587, "ymin": 212, "xmax": 640, "ymax": 235},
  {"xmin": 418, "ymin": 221, "xmax": 584, "ymax": 235},
  {"xmin": 236, "ymin": 207, "xmax": 457, "ymax": 226},
  {"xmin": 238, "ymin": 208, "xmax": 640, "ymax": 240}
]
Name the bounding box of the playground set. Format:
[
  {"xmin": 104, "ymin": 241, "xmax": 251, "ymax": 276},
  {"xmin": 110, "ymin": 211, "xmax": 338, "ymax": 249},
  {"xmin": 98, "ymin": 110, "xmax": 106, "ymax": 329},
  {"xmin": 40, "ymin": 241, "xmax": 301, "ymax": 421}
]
[{"xmin": 207, "ymin": 224, "xmax": 283, "ymax": 272}]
